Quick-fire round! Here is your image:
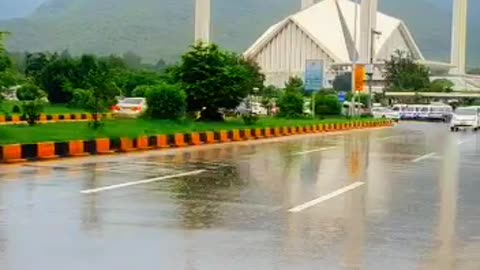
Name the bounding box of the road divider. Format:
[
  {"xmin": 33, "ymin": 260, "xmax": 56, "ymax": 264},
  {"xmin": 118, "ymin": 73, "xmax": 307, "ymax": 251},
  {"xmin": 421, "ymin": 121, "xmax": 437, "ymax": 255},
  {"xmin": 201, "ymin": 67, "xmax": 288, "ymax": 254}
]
[
  {"xmin": 0, "ymin": 113, "xmax": 114, "ymax": 125},
  {"xmin": 0, "ymin": 119, "xmax": 393, "ymax": 164}
]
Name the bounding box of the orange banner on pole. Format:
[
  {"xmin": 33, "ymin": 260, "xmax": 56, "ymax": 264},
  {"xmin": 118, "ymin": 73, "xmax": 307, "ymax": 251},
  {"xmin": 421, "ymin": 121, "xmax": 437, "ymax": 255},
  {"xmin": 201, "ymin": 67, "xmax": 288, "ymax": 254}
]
[{"xmin": 354, "ymin": 65, "xmax": 366, "ymax": 92}]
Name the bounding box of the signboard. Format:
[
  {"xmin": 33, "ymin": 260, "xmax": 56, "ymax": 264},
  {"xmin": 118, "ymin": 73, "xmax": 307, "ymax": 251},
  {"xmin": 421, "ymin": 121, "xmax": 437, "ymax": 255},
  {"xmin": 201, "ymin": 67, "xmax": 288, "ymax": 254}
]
[
  {"xmin": 305, "ymin": 60, "xmax": 325, "ymax": 92},
  {"xmin": 338, "ymin": 91, "xmax": 347, "ymax": 103},
  {"xmin": 354, "ymin": 64, "xmax": 366, "ymax": 92}
]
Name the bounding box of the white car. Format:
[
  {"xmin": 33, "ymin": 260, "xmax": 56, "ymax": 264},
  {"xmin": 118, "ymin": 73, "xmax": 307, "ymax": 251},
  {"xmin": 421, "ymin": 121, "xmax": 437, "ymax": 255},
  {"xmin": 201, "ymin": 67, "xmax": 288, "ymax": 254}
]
[
  {"xmin": 372, "ymin": 107, "xmax": 400, "ymax": 121},
  {"xmin": 450, "ymin": 107, "xmax": 480, "ymax": 132},
  {"xmin": 235, "ymin": 101, "xmax": 267, "ymax": 115},
  {"xmin": 112, "ymin": 97, "xmax": 148, "ymax": 118}
]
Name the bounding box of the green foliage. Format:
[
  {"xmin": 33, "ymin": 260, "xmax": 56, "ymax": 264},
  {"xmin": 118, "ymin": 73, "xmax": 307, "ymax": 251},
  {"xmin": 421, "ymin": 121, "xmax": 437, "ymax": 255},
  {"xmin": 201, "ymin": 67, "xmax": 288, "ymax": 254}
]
[
  {"xmin": 69, "ymin": 88, "xmax": 94, "ymax": 108},
  {"xmin": 242, "ymin": 113, "xmax": 259, "ymax": 125},
  {"xmin": 132, "ymin": 85, "xmax": 151, "ymax": 97},
  {"xmin": 284, "ymin": 76, "xmax": 304, "ymax": 94},
  {"xmin": 16, "ymin": 83, "xmax": 47, "ymax": 126},
  {"xmin": 429, "ymin": 79, "xmax": 454, "ymax": 92},
  {"xmin": 0, "ymin": 54, "xmax": 11, "ymax": 72},
  {"xmin": 169, "ymin": 42, "xmax": 264, "ymax": 121},
  {"xmin": 259, "ymin": 85, "xmax": 278, "ymax": 115},
  {"xmin": 277, "ymin": 91, "xmax": 304, "ymax": 118},
  {"xmin": 145, "ymin": 83, "xmax": 186, "ymax": 120},
  {"xmin": 332, "ymin": 72, "xmax": 352, "ymax": 92},
  {"xmin": 12, "ymin": 104, "xmax": 20, "ymax": 113},
  {"xmin": 314, "ymin": 94, "xmax": 341, "ymax": 116},
  {"xmin": 384, "ymin": 50, "xmax": 431, "ymax": 91},
  {"xmin": 119, "ymin": 70, "xmax": 163, "ymax": 96}
]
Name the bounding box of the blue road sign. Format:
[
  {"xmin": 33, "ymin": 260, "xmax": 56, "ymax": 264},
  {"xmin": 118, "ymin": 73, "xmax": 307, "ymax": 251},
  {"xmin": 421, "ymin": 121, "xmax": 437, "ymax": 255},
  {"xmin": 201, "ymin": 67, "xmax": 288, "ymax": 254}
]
[
  {"xmin": 305, "ymin": 60, "xmax": 324, "ymax": 92},
  {"xmin": 338, "ymin": 91, "xmax": 347, "ymax": 103}
]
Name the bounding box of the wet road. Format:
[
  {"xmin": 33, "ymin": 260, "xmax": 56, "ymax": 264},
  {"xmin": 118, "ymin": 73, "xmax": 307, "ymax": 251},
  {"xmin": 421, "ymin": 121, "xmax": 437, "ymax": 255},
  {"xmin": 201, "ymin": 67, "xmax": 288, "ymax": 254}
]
[{"xmin": 1, "ymin": 122, "xmax": 479, "ymax": 270}]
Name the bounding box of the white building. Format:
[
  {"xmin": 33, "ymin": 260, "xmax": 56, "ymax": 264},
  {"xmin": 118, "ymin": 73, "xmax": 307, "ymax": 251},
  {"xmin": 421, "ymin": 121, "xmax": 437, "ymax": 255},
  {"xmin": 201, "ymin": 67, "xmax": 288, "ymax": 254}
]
[{"xmin": 244, "ymin": 0, "xmax": 425, "ymax": 88}]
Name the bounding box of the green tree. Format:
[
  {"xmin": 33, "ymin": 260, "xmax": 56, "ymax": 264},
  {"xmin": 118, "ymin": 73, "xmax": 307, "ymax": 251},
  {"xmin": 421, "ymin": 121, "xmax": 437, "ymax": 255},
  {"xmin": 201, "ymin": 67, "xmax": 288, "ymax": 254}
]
[
  {"xmin": 277, "ymin": 91, "xmax": 304, "ymax": 118},
  {"xmin": 169, "ymin": 43, "xmax": 264, "ymax": 121},
  {"xmin": 429, "ymin": 79, "xmax": 454, "ymax": 92},
  {"xmin": 259, "ymin": 85, "xmax": 278, "ymax": 115},
  {"xmin": 119, "ymin": 70, "xmax": 163, "ymax": 96},
  {"xmin": 145, "ymin": 83, "xmax": 186, "ymax": 120},
  {"xmin": 16, "ymin": 83, "xmax": 47, "ymax": 126},
  {"xmin": 315, "ymin": 94, "xmax": 341, "ymax": 116},
  {"xmin": 83, "ymin": 59, "xmax": 121, "ymax": 128},
  {"xmin": 25, "ymin": 52, "xmax": 52, "ymax": 78},
  {"xmin": 284, "ymin": 76, "xmax": 304, "ymax": 94},
  {"xmin": 37, "ymin": 57, "xmax": 77, "ymax": 103},
  {"xmin": 0, "ymin": 32, "xmax": 12, "ymax": 72},
  {"xmin": 384, "ymin": 50, "xmax": 430, "ymax": 91}
]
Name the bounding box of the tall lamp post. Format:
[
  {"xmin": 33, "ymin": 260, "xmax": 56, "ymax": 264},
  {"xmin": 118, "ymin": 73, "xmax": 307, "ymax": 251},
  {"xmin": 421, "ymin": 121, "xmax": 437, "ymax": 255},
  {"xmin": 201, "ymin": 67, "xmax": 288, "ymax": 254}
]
[{"xmin": 367, "ymin": 29, "xmax": 382, "ymax": 111}]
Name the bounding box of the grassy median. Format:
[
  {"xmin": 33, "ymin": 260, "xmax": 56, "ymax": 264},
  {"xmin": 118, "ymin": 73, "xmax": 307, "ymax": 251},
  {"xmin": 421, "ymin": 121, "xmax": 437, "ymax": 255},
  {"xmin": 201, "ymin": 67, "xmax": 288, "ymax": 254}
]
[{"xmin": 0, "ymin": 117, "xmax": 372, "ymax": 145}]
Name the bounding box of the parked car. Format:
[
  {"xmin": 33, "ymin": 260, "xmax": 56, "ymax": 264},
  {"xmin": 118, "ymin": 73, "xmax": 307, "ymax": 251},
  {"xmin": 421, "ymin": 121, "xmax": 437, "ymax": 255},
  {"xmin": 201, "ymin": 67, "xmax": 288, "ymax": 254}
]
[
  {"xmin": 371, "ymin": 107, "xmax": 400, "ymax": 121},
  {"xmin": 450, "ymin": 106, "xmax": 480, "ymax": 132},
  {"xmin": 112, "ymin": 97, "xmax": 147, "ymax": 118},
  {"xmin": 235, "ymin": 101, "xmax": 267, "ymax": 116}
]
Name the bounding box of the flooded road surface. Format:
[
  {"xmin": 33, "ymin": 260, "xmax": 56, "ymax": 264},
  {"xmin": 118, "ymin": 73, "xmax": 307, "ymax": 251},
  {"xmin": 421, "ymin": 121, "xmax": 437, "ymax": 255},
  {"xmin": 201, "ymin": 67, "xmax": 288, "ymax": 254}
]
[{"xmin": 1, "ymin": 122, "xmax": 480, "ymax": 270}]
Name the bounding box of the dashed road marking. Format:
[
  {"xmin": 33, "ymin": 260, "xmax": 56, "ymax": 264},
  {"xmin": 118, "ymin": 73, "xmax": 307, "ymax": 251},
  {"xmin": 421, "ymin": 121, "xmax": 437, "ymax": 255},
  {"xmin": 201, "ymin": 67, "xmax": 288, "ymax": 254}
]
[
  {"xmin": 81, "ymin": 170, "xmax": 206, "ymax": 194},
  {"xmin": 412, "ymin": 152, "xmax": 437, "ymax": 163},
  {"xmin": 288, "ymin": 182, "xmax": 365, "ymax": 213},
  {"xmin": 290, "ymin": 146, "xmax": 337, "ymax": 156}
]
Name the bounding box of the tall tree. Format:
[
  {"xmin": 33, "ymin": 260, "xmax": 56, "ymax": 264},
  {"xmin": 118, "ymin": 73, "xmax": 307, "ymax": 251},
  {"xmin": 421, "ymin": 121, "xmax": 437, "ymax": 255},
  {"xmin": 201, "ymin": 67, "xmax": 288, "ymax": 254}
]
[
  {"xmin": 383, "ymin": 50, "xmax": 431, "ymax": 91},
  {"xmin": 169, "ymin": 43, "xmax": 265, "ymax": 121}
]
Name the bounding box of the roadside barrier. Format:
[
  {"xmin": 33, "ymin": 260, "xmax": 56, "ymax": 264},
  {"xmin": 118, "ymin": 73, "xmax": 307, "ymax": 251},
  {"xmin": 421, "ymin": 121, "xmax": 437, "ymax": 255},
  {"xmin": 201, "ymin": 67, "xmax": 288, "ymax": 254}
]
[
  {"xmin": 0, "ymin": 113, "xmax": 114, "ymax": 125},
  {"xmin": 0, "ymin": 119, "xmax": 393, "ymax": 163}
]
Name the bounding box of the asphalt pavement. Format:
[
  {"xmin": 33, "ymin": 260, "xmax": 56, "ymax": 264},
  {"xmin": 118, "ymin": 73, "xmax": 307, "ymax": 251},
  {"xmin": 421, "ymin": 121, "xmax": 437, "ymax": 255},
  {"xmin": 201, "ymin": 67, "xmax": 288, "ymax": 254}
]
[{"xmin": 0, "ymin": 122, "xmax": 479, "ymax": 270}]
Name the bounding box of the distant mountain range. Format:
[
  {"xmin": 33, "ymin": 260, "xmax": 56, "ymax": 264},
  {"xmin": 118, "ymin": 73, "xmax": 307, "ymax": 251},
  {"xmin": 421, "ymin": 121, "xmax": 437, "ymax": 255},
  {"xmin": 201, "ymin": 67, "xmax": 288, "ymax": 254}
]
[{"xmin": 0, "ymin": 0, "xmax": 479, "ymax": 67}]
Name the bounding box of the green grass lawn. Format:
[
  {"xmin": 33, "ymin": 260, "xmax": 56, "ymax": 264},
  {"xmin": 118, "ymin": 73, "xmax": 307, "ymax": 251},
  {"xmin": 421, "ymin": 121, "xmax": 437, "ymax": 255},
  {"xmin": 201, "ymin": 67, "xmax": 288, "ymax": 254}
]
[
  {"xmin": 1, "ymin": 101, "xmax": 88, "ymax": 116},
  {"xmin": 0, "ymin": 117, "xmax": 371, "ymax": 145}
]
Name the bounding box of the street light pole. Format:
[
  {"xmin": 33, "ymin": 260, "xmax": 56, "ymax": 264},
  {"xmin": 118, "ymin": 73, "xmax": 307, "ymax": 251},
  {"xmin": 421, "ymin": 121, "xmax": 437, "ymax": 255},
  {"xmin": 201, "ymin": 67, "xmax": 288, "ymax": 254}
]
[
  {"xmin": 367, "ymin": 29, "xmax": 382, "ymax": 111},
  {"xmin": 351, "ymin": 0, "xmax": 360, "ymax": 117}
]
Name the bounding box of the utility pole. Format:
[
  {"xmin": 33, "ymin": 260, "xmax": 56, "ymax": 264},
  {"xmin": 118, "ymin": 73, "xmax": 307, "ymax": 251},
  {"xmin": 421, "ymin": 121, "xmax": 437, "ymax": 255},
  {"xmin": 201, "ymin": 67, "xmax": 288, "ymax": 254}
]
[
  {"xmin": 367, "ymin": 29, "xmax": 381, "ymax": 111},
  {"xmin": 194, "ymin": 0, "xmax": 211, "ymax": 43},
  {"xmin": 350, "ymin": 0, "xmax": 360, "ymax": 117}
]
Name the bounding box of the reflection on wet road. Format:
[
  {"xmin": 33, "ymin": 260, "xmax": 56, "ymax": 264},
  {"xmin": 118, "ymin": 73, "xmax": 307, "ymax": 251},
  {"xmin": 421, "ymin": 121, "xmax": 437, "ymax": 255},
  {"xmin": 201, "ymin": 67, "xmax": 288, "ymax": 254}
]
[{"xmin": 1, "ymin": 122, "xmax": 480, "ymax": 269}]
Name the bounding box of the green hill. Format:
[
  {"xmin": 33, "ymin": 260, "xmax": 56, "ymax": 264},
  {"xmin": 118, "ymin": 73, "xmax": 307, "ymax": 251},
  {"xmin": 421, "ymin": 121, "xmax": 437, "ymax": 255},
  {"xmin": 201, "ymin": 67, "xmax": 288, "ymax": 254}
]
[{"xmin": 0, "ymin": 0, "xmax": 479, "ymax": 67}]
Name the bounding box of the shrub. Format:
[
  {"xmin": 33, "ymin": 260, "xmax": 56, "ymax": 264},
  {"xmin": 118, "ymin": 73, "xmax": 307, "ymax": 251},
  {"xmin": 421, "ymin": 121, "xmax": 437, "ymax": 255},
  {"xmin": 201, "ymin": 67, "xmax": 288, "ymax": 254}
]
[
  {"xmin": 132, "ymin": 85, "xmax": 150, "ymax": 97},
  {"xmin": 242, "ymin": 113, "xmax": 259, "ymax": 125},
  {"xmin": 277, "ymin": 91, "xmax": 304, "ymax": 118},
  {"xmin": 16, "ymin": 83, "xmax": 47, "ymax": 126},
  {"xmin": 69, "ymin": 88, "xmax": 94, "ymax": 108},
  {"xmin": 146, "ymin": 83, "xmax": 186, "ymax": 120},
  {"xmin": 315, "ymin": 94, "xmax": 341, "ymax": 116},
  {"xmin": 12, "ymin": 105, "xmax": 21, "ymax": 114}
]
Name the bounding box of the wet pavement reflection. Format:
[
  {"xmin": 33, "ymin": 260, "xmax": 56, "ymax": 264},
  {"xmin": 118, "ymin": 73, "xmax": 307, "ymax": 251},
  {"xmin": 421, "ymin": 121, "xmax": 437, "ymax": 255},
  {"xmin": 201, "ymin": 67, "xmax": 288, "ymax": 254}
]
[{"xmin": 1, "ymin": 122, "xmax": 480, "ymax": 269}]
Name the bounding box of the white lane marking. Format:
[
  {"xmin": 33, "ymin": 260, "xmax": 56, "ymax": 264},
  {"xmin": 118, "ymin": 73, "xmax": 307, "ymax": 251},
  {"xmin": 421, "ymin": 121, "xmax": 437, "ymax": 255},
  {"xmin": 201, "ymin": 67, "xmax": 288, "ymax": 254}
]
[
  {"xmin": 288, "ymin": 182, "xmax": 365, "ymax": 213},
  {"xmin": 457, "ymin": 140, "xmax": 470, "ymax": 145},
  {"xmin": 290, "ymin": 146, "xmax": 337, "ymax": 156},
  {"xmin": 377, "ymin": 136, "xmax": 396, "ymax": 141},
  {"xmin": 81, "ymin": 170, "xmax": 206, "ymax": 194},
  {"xmin": 412, "ymin": 152, "xmax": 437, "ymax": 163}
]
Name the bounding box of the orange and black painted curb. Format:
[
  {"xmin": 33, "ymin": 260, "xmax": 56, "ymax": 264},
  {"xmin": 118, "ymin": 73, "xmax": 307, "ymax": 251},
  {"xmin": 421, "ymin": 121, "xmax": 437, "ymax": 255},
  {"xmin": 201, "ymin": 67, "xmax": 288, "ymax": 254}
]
[
  {"xmin": 0, "ymin": 113, "xmax": 114, "ymax": 125},
  {"xmin": 0, "ymin": 119, "xmax": 393, "ymax": 164}
]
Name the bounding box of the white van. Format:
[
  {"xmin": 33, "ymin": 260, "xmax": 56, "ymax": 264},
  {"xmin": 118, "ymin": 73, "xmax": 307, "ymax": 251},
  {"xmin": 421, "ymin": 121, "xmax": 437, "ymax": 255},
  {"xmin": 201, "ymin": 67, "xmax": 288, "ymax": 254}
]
[
  {"xmin": 450, "ymin": 106, "xmax": 480, "ymax": 132},
  {"xmin": 416, "ymin": 104, "xmax": 453, "ymax": 122}
]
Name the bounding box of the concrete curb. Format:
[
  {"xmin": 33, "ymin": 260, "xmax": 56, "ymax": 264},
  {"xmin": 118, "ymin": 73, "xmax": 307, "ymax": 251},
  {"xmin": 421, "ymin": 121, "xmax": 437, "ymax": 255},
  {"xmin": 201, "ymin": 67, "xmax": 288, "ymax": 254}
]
[
  {"xmin": 0, "ymin": 119, "xmax": 393, "ymax": 164},
  {"xmin": 0, "ymin": 113, "xmax": 113, "ymax": 125}
]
